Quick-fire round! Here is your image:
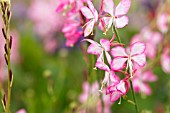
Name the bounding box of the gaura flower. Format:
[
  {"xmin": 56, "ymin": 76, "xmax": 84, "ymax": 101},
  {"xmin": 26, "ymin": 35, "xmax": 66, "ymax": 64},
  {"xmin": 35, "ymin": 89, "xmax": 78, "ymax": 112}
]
[
  {"xmin": 133, "ymin": 69, "xmax": 157, "ymax": 95},
  {"xmin": 83, "ymin": 38, "xmax": 111, "ymax": 71},
  {"xmin": 80, "ymin": 0, "xmax": 98, "ymax": 37},
  {"xmin": 100, "ymin": 0, "xmax": 131, "ymax": 34},
  {"xmin": 111, "ymin": 42, "xmax": 146, "ymax": 77},
  {"xmin": 106, "ymin": 79, "xmax": 128, "ymax": 102}
]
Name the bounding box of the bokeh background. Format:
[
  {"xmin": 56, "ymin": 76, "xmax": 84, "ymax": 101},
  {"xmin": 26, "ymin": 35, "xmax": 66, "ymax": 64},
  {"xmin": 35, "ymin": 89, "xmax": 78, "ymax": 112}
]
[{"xmin": 0, "ymin": 0, "xmax": 170, "ymax": 113}]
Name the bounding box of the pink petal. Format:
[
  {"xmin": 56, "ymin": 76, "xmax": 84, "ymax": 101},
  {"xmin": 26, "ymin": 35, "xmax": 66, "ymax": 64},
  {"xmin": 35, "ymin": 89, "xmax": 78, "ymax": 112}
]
[
  {"xmin": 82, "ymin": 39, "xmax": 101, "ymax": 46},
  {"xmin": 130, "ymin": 42, "xmax": 146, "ymax": 56},
  {"xmin": 84, "ymin": 19, "xmax": 95, "ymax": 37},
  {"xmin": 115, "ymin": 16, "xmax": 128, "ymax": 28},
  {"xmin": 103, "ymin": 71, "xmax": 110, "ymax": 85},
  {"xmin": 100, "ymin": 17, "xmax": 113, "ymax": 32},
  {"xmin": 87, "ymin": 43, "xmax": 102, "ymax": 55},
  {"xmin": 132, "ymin": 53, "xmax": 146, "ymax": 67},
  {"xmin": 133, "ymin": 79, "xmax": 151, "ymax": 95},
  {"xmin": 157, "ymin": 13, "xmax": 168, "ymax": 33},
  {"xmin": 102, "ymin": 0, "xmax": 114, "ymax": 15},
  {"xmin": 80, "ymin": 6, "xmax": 94, "ymax": 19},
  {"xmin": 95, "ymin": 54, "xmax": 110, "ymax": 71},
  {"xmin": 110, "ymin": 71, "xmax": 120, "ymax": 84},
  {"xmin": 110, "ymin": 91, "xmax": 121, "ymax": 102},
  {"xmin": 142, "ymin": 70, "xmax": 157, "ymax": 82},
  {"xmin": 105, "ymin": 51, "xmax": 112, "ymax": 64},
  {"xmin": 161, "ymin": 49, "xmax": 170, "ymax": 73},
  {"xmin": 111, "ymin": 58, "xmax": 127, "ymax": 70},
  {"xmin": 116, "ymin": 81, "xmax": 126, "ymax": 94},
  {"xmin": 87, "ymin": 0, "xmax": 98, "ymax": 21},
  {"xmin": 151, "ymin": 32, "xmax": 163, "ymax": 45},
  {"xmin": 100, "ymin": 39, "xmax": 110, "ymax": 51},
  {"xmin": 111, "ymin": 46, "xmax": 127, "ymax": 57},
  {"xmin": 115, "ymin": 0, "xmax": 131, "ymax": 16}
]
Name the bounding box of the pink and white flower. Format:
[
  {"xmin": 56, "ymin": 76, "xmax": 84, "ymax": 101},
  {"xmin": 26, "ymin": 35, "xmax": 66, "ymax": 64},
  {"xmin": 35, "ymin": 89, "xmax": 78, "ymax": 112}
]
[
  {"xmin": 133, "ymin": 69, "xmax": 157, "ymax": 95},
  {"xmin": 100, "ymin": 0, "xmax": 131, "ymax": 34},
  {"xmin": 83, "ymin": 38, "xmax": 111, "ymax": 71},
  {"xmin": 80, "ymin": 1, "xmax": 98, "ymax": 37},
  {"xmin": 106, "ymin": 79, "xmax": 128, "ymax": 102},
  {"xmin": 111, "ymin": 42, "xmax": 146, "ymax": 77}
]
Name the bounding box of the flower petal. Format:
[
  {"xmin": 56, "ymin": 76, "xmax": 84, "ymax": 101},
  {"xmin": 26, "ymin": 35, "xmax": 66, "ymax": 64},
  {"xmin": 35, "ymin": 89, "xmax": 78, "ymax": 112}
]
[
  {"xmin": 80, "ymin": 6, "xmax": 94, "ymax": 19},
  {"xmin": 110, "ymin": 91, "xmax": 121, "ymax": 102},
  {"xmin": 105, "ymin": 51, "xmax": 112, "ymax": 64},
  {"xmin": 84, "ymin": 19, "xmax": 95, "ymax": 37},
  {"xmin": 111, "ymin": 46, "xmax": 127, "ymax": 57},
  {"xmin": 87, "ymin": 43, "xmax": 102, "ymax": 55},
  {"xmin": 115, "ymin": 16, "xmax": 128, "ymax": 28},
  {"xmin": 100, "ymin": 17, "xmax": 113, "ymax": 32},
  {"xmin": 130, "ymin": 42, "xmax": 146, "ymax": 56},
  {"xmin": 111, "ymin": 58, "xmax": 127, "ymax": 70},
  {"xmin": 100, "ymin": 39, "xmax": 110, "ymax": 51},
  {"xmin": 115, "ymin": 0, "xmax": 131, "ymax": 16},
  {"xmin": 87, "ymin": 0, "xmax": 98, "ymax": 21},
  {"xmin": 102, "ymin": 0, "xmax": 114, "ymax": 15},
  {"xmin": 82, "ymin": 39, "xmax": 101, "ymax": 46},
  {"xmin": 116, "ymin": 80, "xmax": 126, "ymax": 94},
  {"xmin": 95, "ymin": 53, "xmax": 110, "ymax": 71},
  {"xmin": 132, "ymin": 53, "xmax": 146, "ymax": 67}
]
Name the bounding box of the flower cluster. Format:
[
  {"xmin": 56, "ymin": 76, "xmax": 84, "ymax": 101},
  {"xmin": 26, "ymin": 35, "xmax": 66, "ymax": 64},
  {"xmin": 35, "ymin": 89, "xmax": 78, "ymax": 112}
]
[
  {"xmin": 56, "ymin": 0, "xmax": 166, "ymax": 104},
  {"xmin": 78, "ymin": 0, "xmax": 149, "ymax": 103}
]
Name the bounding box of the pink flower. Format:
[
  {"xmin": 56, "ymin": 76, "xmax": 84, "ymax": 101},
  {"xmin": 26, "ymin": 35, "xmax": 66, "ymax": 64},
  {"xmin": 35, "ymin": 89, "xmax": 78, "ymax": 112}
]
[
  {"xmin": 111, "ymin": 42, "xmax": 146, "ymax": 76},
  {"xmin": 80, "ymin": 1, "xmax": 98, "ymax": 37},
  {"xmin": 131, "ymin": 27, "xmax": 163, "ymax": 59},
  {"xmin": 83, "ymin": 38, "xmax": 111, "ymax": 71},
  {"xmin": 62, "ymin": 12, "xmax": 83, "ymax": 47},
  {"xmin": 106, "ymin": 79, "xmax": 128, "ymax": 102},
  {"xmin": 100, "ymin": 0, "xmax": 131, "ymax": 34},
  {"xmin": 157, "ymin": 13, "xmax": 169, "ymax": 33},
  {"xmin": 133, "ymin": 69, "xmax": 157, "ymax": 95},
  {"xmin": 161, "ymin": 48, "xmax": 170, "ymax": 74}
]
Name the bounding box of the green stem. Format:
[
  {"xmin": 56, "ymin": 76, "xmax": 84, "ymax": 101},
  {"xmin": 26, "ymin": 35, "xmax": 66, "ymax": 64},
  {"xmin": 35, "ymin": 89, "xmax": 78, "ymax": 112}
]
[
  {"xmin": 113, "ymin": 26, "xmax": 121, "ymax": 43},
  {"xmin": 129, "ymin": 79, "xmax": 139, "ymax": 113}
]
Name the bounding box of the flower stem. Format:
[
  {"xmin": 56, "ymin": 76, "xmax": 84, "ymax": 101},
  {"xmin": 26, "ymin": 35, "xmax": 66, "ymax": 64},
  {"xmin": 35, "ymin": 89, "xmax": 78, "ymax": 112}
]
[
  {"xmin": 113, "ymin": 26, "xmax": 121, "ymax": 43},
  {"xmin": 0, "ymin": 1, "xmax": 13, "ymax": 113},
  {"xmin": 129, "ymin": 79, "xmax": 139, "ymax": 113}
]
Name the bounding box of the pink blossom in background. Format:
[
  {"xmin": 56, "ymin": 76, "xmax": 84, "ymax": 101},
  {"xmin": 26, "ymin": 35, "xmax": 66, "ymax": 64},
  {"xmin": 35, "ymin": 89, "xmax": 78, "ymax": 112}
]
[
  {"xmin": 79, "ymin": 81, "xmax": 112, "ymax": 113},
  {"xmin": 28, "ymin": 0, "xmax": 64, "ymax": 37},
  {"xmin": 157, "ymin": 13, "xmax": 168, "ymax": 33},
  {"xmin": 80, "ymin": 0, "xmax": 98, "ymax": 37},
  {"xmin": 133, "ymin": 69, "xmax": 157, "ymax": 95},
  {"xmin": 131, "ymin": 27, "xmax": 162, "ymax": 59},
  {"xmin": 100, "ymin": 0, "xmax": 131, "ymax": 34},
  {"xmin": 43, "ymin": 37, "xmax": 58, "ymax": 53},
  {"xmin": 16, "ymin": 109, "xmax": 27, "ymax": 113},
  {"xmin": 161, "ymin": 48, "xmax": 170, "ymax": 74},
  {"xmin": 28, "ymin": 0, "xmax": 65, "ymax": 52}
]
